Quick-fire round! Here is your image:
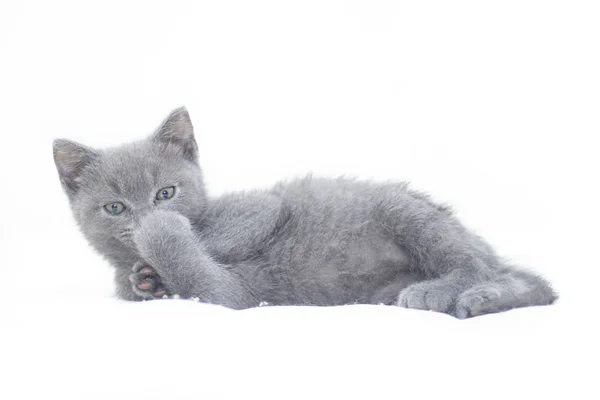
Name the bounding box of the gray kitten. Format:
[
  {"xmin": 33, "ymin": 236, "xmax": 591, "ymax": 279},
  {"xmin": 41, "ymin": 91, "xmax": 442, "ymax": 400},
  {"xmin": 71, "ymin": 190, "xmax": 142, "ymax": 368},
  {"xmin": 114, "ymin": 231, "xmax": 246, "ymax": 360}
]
[{"xmin": 53, "ymin": 107, "xmax": 557, "ymax": 318}]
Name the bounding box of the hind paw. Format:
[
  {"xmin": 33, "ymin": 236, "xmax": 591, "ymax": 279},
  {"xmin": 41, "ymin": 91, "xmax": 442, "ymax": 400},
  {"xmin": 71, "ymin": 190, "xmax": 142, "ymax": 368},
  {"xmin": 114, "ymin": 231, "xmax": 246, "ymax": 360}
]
[
  {"xmin": 455, "ymin": 285, "xmax": 502, "ymax": 319},
  {"xmin": 129, "ymin": 262, "xmax": 168, "ymax": 299},
  {"xmin": 397, "ymin": 281, "xmax": 457, "ymax": 313}
]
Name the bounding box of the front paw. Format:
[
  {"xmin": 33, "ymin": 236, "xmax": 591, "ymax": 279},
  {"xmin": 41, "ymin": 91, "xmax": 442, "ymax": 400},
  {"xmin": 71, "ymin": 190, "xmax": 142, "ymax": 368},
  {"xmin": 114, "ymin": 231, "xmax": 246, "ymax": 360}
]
[
  {"xmin": 397, "ymin": 280, "xmax": 458, "ymax": 313},
  {"xmin": 133, "ymin": 211, "xmax": 193, "ymax": 255},
  {"xmin": 136, "ymin": 210, "xmax": 191, "ymax": 235},
  {"xmin": 129, "ymin": 261, "xmax": 168, "ymax": 299}
]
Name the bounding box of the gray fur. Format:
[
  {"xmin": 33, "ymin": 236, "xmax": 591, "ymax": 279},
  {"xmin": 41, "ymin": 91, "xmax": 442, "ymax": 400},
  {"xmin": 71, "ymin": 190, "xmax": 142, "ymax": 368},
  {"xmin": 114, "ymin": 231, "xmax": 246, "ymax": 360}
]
[{"xmin": 53, "ymin": 107, "xmax": 558, "ymax": 318}]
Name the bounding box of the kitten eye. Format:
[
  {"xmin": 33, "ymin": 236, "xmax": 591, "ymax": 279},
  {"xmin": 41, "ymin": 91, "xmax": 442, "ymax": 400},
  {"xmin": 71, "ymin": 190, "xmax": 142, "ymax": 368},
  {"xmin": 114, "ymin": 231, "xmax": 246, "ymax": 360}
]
[
  {"xmin": 156, "ymin": 186, "xmax": 176, "ymax": 201},
  {"xmin": 104, "ymin": 202, "xmax": 126, "ymax": 215}
]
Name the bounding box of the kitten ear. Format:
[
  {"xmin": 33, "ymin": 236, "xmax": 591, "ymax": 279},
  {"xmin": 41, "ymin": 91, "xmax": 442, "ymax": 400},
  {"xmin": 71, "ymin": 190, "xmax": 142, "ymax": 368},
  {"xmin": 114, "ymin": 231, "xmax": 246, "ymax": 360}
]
[
  {"xmin": 53, "ymin": 139, "xmax": 99, "ymax": 195},
  {"xmin": 152, "ymin": 107, "xmax": 199, "ymax": 163}
]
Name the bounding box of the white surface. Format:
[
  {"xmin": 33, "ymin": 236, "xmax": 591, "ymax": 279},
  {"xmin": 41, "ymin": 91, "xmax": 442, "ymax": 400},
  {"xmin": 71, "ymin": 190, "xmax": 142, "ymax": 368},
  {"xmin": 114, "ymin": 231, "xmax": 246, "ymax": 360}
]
[{"xmin": 0, "ymin": 1, "xmax": 598, "ymax": 399}]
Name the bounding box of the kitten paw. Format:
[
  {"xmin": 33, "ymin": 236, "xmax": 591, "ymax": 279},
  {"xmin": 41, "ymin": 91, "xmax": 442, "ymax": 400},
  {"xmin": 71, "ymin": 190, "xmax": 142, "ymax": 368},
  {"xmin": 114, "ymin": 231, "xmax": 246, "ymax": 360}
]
[
  {"xmin": 455, "ymin": 285, "xmax": 502, "ymax": 319},
  {"xmin": 129, "ymin": 262, "xmax": 168, "ymax": 299},
  {"xmin": 397, "ymin": 280, "xmax": 457, "ymax": 313}
]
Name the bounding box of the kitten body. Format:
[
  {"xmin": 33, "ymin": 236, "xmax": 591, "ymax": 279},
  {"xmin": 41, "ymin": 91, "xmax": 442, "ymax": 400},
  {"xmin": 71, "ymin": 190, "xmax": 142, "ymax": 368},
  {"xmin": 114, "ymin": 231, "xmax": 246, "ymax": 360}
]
[{"xmin": 53, "ymin": 108, "xmax": 557, "ymax": 318}]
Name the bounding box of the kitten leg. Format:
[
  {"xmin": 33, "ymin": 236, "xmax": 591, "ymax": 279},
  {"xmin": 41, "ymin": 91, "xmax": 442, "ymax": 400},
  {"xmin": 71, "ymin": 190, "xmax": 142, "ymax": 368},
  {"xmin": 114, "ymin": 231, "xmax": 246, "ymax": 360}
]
[
  {"xmin": 376, "ymin": 186, "xmax": 557, "ymax": 316},
  {"xmin": 133, "ymin": 210, "xmax": 259, "ymax": 309},
  {"xmin": 128, "ymin": 261, "xmax": 168, "ymax": 299},
  {"xmin": 375, "ymin": 186, "xmax": 500, "ymax": 314}
]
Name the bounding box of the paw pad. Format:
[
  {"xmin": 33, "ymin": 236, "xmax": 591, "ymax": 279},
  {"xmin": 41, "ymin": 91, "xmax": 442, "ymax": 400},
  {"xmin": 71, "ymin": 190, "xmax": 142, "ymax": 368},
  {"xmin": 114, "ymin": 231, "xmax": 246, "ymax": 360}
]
[{"xmin": 130, "ymin": 263, "xmax": 168, "ymax": 299}]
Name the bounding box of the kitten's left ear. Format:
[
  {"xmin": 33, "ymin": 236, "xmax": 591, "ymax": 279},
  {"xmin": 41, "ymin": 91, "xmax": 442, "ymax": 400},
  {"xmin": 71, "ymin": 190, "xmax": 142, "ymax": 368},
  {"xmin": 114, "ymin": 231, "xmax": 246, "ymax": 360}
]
[{"xmin": 152, "ymin": 107, "xmax": 198, "ymax": 163}]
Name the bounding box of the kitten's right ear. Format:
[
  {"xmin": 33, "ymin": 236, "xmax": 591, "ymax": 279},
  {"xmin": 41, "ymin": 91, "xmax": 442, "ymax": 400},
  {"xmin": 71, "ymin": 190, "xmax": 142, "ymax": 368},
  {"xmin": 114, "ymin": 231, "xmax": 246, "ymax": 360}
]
[{"xmin": 53, "ymin": 139, "xmax": 99, "ymax": 195}]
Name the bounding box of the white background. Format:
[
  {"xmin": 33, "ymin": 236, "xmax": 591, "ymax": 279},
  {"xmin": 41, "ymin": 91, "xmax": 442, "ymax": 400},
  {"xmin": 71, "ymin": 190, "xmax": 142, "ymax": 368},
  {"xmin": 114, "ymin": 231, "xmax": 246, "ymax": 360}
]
[{"xmin": 0, "ymin": 1, "xmax": 599, "ymax": 399}]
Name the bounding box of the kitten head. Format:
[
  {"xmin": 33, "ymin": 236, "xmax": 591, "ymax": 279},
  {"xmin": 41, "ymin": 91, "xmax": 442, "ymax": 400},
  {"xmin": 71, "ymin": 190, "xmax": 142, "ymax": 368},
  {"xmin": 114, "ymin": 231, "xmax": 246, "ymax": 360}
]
[{"xmin": 53, "ymin": 107, "xmax": 207, "ymax": 263}]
